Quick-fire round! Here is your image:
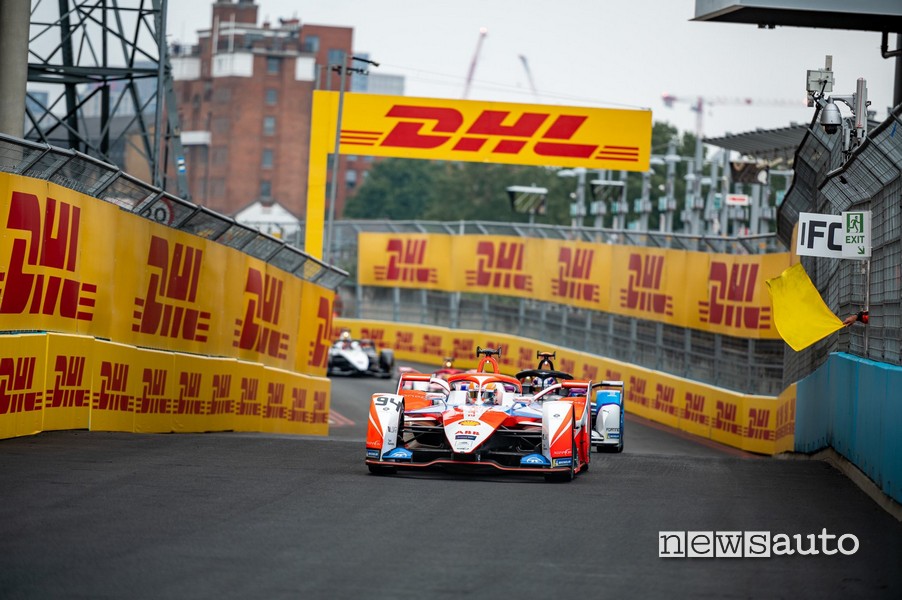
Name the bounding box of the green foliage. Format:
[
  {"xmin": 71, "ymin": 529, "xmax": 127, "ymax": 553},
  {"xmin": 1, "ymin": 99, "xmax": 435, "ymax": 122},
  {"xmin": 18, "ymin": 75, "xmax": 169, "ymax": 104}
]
[{"xmin": 343, "ymin": 121, "xmax": 705, "ymax": 230}]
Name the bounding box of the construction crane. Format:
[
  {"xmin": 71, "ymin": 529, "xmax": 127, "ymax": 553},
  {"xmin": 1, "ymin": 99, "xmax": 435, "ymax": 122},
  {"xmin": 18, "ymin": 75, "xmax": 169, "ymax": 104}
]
[
  {"xmin": 661, "ymin": 93, "xmax": 805, "ymax": 140},
  {"xmin": 518, "ymin": 54, "xmax": 539, "ymax": 99},
  {"xmin": 462, "ymin": 27, "xmax": 488, "ymax": 99}
]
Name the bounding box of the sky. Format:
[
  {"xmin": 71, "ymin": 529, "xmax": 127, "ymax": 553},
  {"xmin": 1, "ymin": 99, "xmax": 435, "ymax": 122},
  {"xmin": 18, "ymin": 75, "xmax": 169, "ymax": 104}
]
[{"xmin": 166, "ymin": 0, "xmax": 898, "ymax": 146}]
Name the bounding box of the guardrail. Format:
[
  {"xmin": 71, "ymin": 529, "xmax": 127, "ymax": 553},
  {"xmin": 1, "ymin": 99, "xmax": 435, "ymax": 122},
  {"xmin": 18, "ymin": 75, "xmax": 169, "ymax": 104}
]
[{"xmin": 0, "ymin": 133, "xmax": 348, "ymax": 290}]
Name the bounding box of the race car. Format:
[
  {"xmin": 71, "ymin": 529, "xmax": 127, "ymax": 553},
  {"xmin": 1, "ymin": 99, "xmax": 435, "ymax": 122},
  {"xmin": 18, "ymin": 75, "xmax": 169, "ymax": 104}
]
[
  {"xmin": 365, "ymin": 347, "xmax": 591, "ymax": 482},
  {"xmin": 590, "ymin": 380, "xmax": 625, "ymax": 453},
  {"xmin": 515, "ymin": 350, "xmax": 573, "ymax": 395},
  {"xmin": 327, "ymin": 331, "xmax": 394, "ymax": 378}
]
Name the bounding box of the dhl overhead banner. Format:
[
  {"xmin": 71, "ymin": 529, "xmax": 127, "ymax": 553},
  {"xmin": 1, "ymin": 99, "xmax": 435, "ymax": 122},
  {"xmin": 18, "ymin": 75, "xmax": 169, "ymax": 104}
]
[
  {"xmin": 305, "ymin": 91, "xmax": 652, "ymax": 258},
  {"xmin": 327, "ymin": 92, "xmax": 652, "ymax": 171},
  {"xmin": 357, "ymin": 232, "xmax": 790, "ymax": 340}
]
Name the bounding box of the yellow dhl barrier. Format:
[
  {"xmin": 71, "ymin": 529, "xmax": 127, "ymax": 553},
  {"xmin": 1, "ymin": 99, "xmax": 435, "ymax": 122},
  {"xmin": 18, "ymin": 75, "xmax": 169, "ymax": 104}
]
[
  {"xmin": 335, "ymin": 318, "xmax": 795, "ymax": 455},
  {"xmin": 0, "ymin": 332, "xmax": 330, "ymax": 440},
  {"xmin": 357, "ymin": 232, "xmax": 790, "ymax": 340},
  {"xmin": 0, "ymin": 172, "xmax": 335, "ymax": 377}
]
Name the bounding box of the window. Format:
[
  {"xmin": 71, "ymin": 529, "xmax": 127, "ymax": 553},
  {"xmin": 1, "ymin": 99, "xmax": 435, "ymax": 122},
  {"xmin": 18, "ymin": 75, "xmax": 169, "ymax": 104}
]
[
  {"xmin": 263, "ymin": 116, "xmax": 276, "ymax": 136},
  {"xmin": 260, "ymin": 180, "xmax": 272, "ymax": 198},
  {"xmin": 266, "ymin": 57, "xmax": 281, "ymax": 74},
  {"xmin": 345, "ymin": 169, "xmax": 357, "ymax": 189},
  {"xmin": 327, "ymin": 49, "xmax": 346, "ymax": 67},
  {"xmin": 303, "ymin": 35, "xmax": 319, "ymax": 53},
  {"xmin": 214, "ymin": 88, "xmax": 232, "ymax": 104},
  {"xmin": 265, "ymin": 88, "xmax": 278, "ymax": 105},
  {"xmin": 262, "ymin": 149, "xmax": 273, "ymax": 169},
  {"xmin": 212, "ymin": 146, "xmax": 228, "ymax": 165}
]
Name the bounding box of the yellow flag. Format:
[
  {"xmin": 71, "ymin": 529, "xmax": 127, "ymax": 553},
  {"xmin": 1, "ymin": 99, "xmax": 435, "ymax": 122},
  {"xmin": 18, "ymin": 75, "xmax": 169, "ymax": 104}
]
[{"xmin": 765, "ymin": 263, "xmax": 844, "ymax": 352}]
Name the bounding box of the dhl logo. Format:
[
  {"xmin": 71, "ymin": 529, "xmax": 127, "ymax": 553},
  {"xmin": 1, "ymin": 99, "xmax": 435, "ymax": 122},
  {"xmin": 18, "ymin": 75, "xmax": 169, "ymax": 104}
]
[
  {"xmin": 465, "ymin": 241, "xmax": 532, "ymax": 291},
  {"xmin": 654, "ymin": 383, "xmax": 677, "ymax": 416},
  {"xmin": 137, "ymin": 367, "xmax": 169, "ymax": 415},
  {"xmin": 361, "ymin": 328, "xmax": 387, "ymax": 346},
  {"xmin": 581, "ymin": 364, "xmax": 598, "ymax": 381},
  {"xmin": 620, "ymin": 254, "xmax": 673, "ymax": 315},
  {"xmin": 552, "ymin": 247, "xmax": 600, "ymax": 302},
  {"xmin": 395, "ymin": 331, "xmax": 416, "ymax": 353},
  {"xmin": 1, "ymin": 192, "xmax": 96, "ymax": 321},
  {"xmin": 0, "ymin": 356, "xmax": 41, "ymax": 414},
  {"xmin": 233, "ymin": 268, "xmax": 289, "ymax": 359},
  {"xmin": 558, "ymin": 357, "xmax": 575, "ymax": 375},
  {"xmin": 94, "ymin": 362, "xmax": 131, "ymax": 412},
  {"xmin": 289, "ymin": 387, "xmax": 307, "ymax": 422},
  {"xmin": 776, "ymin": 400, "xmax": 795, "ymax": 439},
  {"xmin": 133, "ymin": 236, "xmax": 210, "ymax": 342},
  {"xmin": 238, "ymin": 376, "xmax": 260, "ymax": 417},
  {"xmin": 421, "ymin": 334, "xmax": 443, "ymax": 356},
  {"xmin": 683, "ymin": 392, "xmax": 708, "ymax": 425},
  {"xmin": 605, "ymin": 369, "xmax": 622, "ymax": 382},
  {"xmin": 309, "ymin": 296, "xmax": 333, "ymax": 368},
  {"xmin": 714, "ymin": 400, "xmax": 740, "ymax": 435},
  {"xmin": 176, "ymin": 371, "xmax": 204, "ymax": 415},
  {"xmin": 264, "ymin": 382, "xmax": 286, "ymax": 420},
  {"xmin": 210, "ymin": 373, "xmax": 234, "ymax": 416},
  {"xmin": 452, "ymin": 338, "xmax": 475, "ymax": 360},
  {"xmin": 627, "ymin": 376, "xmax": 649, "ymax": 407},
  {"xmin": 699, "ymin": 262, "xmax": 771, "ymax": 330},
  {"xmin": 308, "ymin": 390, "xmax": 328, "ymax": 425},
  {"xmin": 747, "ymin": 408, "xmax": 773, "ymax": 441},
  {"xmin": 517, "ymin": 347, "xmax": 533, "ymax": 370},
  {"xmin": 48, "ymin": 355, "xmax": 88, "ymax": 409},
  {"xmin": 334, "ymin": 94, "xmax": 650, "ymax": 171},
  {"xmin": 374, "ymin": 238, "xmax": 437, "ymax": 284}
]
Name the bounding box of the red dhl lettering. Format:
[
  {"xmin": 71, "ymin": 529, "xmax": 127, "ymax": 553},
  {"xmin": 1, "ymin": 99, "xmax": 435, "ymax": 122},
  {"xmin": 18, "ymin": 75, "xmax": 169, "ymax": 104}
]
[
  {"xmin": 581, "ymin": 365, "xmax": 598, "ymax": 381},
  {"xmin": 452, "ymin": 338, "xmax": 475, "ymax": 360},
  {"xmin": 288, "ymin": 387, "xmax": 306, "ymax": 422},
  {"xmin": 420, "ymin": 334, "xmax": 443, "ymax": 356},
  {"xmin": 132, "ymin": 236, "xmax": 210, "ymax": 341},
  {"xmin": 699, "ymin": 262, "xmax": 771, "ymax": 330},
  {"xmin": 517, "ymin": 347, "xmax": 533, "ymax": 370},
  {"xmin": 361, "ymin": 328, "xmax": 386, "ymax": 346},
  {"xmin": 620, "ymin": 254, "xmax": 673, "ymax": 315},
  {"xmin": 137, "ymin": 368, "xmax": 169, "ymax": 414},
  {"xmin": 628, "ymin": 376, "xmax": 648, "ymax": 407},
  {"xmin": 309, "ymin": 296, "xmax": 333, "ymax": 368},
  {"xmin": 654, "ymin": 384, "xmax": 676, "ymax": 416},
  {"xmin": 747, "ymin": 408, "xmax": 774, "ymax": 440},
  {"xmin": 559, "ymin": 358, "xmax": 575, "ymax": 375},
  {"xmin": 0, "ymin": 356, "xmax": 41, "ymax": 414},
  {"xmin": 552, "ymin": 247, "xmax": 600, "ymax": 302},
  {"xmin": 94, "ymin": 362, "xmax": 131, "ymax": 412},
  {"xmin": 369, "ymin": 106, "xmax": 612, "ymax": 160},
  {"xmin": 465, "ymin": 241, "xmax": 532, "ymax": 291},
  {"xmin": 210, "ymin": 373, "xmax": 233, "ymax": 415},
  {"xmin": 313, "ymin": 390, "xmax": 327, "ymax": 412},
  {"xmin": 714, "ymin": 400, "xmax": 740, "ymax": 434},
  {"xmin": 48, "ymin": 355, "xmax": 88, "ymax": 409},
  {"xmin": 264, "ymin": 382, "xmax": 286, "ymax": 419},
  {"xmin": 374, "ymin": 238, "xmax": 437, "ymax": 283},
  {"xmin": 234, "ymin": 268, "xmax": 290, "ymax": 359},
  {"xmin": 238, "ymin": 377, "xmax": 260, "ymax": 416},
  {"xmin": 1, "ymin": 192, "xmax": 95, "ymax": 321},
  {"xmin": 176, "ymin": 371, "xmax": 204, "ymax": 415},
  {"xmin": 395, "ymin": 331, "xmax": 416, "ymax": 353},
  {"xmin": 683, "ymin": 392, "xmax": 707, "ymax": 425},
  {"xmin": 605, "ymin": 370, "xmax": 622, "ymax": 382}
]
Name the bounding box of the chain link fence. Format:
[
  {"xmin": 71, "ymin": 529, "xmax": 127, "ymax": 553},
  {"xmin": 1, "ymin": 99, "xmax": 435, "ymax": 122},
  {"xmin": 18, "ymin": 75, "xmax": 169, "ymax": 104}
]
[{"xmin": 778, "ymin": 104, "xmax": 902, "ymax": 387}]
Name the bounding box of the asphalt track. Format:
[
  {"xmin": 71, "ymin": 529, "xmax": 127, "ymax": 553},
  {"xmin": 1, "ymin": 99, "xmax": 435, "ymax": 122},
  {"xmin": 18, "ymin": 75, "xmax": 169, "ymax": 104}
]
[{"xmin": 1, "ymin": 364, "xmax": 901, "ymax": 599}]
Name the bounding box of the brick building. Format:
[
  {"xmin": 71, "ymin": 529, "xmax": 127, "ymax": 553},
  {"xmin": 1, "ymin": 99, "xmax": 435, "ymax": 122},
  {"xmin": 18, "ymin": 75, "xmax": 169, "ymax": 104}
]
[{"xmin": 170, "ymin": 0, "xmax": 367, "ymax": 221}]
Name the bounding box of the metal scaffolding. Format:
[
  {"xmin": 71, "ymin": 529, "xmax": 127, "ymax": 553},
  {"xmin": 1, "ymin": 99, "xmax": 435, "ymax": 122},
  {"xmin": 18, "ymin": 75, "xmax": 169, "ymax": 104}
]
[{"xmin": 25, "ymin": 0, "xmax": 188, "ymax": 197}]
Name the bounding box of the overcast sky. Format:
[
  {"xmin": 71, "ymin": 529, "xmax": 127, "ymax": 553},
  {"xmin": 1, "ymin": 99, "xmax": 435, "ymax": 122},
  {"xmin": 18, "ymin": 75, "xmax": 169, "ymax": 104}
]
[{"xmin": 167, "ymin": 0, "xmax": 898, "ymax": 144}]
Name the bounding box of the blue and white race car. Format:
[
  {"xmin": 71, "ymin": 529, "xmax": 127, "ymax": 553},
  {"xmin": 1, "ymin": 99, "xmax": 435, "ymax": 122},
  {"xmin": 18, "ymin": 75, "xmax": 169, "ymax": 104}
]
[{"xmin": 590, "ymin": 380, "xmax": 625, "ymax": 453}]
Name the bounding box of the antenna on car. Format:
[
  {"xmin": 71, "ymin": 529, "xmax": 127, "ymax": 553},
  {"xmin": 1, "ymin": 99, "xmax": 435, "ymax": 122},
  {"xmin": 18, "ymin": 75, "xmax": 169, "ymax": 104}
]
[{"xmin": 475, "ymin": 345, "xmax": 503, "ymax": 373}]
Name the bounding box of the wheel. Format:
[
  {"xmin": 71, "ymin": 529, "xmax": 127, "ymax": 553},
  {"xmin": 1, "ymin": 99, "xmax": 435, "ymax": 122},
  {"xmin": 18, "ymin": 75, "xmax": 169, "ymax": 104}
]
[
  {"xmin": 615, "ymin": 410, "xmax": 624, "ymax": 453},
  {"xmin": 367, "ymin": 464, "xmax": 397, "ymax": 475}
]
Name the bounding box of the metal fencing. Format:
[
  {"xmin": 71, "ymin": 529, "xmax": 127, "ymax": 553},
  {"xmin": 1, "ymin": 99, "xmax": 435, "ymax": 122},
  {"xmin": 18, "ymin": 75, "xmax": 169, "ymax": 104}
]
[
  {"xmin": 0, "ymin": 133, "xmax": 348, "ymax": 290},
  {"xmin": 779, "ymin": 103, "xmax": 902, "ymax": 387},
  {"xmin": 331, "ymin": 220, "xmax": 787, "ymax": 396}
]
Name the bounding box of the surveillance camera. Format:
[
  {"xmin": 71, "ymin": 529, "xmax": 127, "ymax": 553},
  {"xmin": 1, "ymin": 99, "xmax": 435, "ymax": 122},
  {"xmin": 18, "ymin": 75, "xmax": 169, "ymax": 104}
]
[{"xmin": 820, "ymin": 98, "xmax": 842, "ymax": 135}]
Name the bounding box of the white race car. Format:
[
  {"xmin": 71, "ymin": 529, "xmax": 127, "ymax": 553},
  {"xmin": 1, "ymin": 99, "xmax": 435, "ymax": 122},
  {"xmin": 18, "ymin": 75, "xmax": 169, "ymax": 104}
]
[{"xmin": 327, "ymin": 336, "xmax": 394, "ymax": 378}]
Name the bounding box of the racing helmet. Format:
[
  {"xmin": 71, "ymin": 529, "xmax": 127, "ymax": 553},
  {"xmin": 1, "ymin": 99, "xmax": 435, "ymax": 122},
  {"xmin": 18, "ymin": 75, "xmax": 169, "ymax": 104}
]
[
  {"xmin": 483, "ymin": 383, "xmax": 498, "ymax": 405},
  {"xmin": 465, "ymin": 384, "xmax": 479, "ymax": 402},
  {"xmin": 543, "ymin": 376, "xmax": 557, "ymax": 390}
]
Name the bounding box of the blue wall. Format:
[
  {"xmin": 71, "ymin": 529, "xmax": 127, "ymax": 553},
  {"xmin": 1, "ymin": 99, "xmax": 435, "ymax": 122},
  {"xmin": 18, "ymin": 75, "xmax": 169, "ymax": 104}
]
[{"xmin": 796, "ymin": 352, "xmax": 902, "ymax": 504}]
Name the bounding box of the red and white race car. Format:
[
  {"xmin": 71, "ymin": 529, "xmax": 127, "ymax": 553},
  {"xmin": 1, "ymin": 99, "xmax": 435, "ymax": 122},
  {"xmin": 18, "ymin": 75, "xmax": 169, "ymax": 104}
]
[{"xmin": 365, "ymin": 347, "xmax": 591, "ymax": 482}]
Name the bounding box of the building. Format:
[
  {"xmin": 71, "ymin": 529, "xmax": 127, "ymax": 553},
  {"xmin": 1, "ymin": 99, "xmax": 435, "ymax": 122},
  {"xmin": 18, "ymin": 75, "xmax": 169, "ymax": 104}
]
[{"xmin": 170, "ymin": 0, "xmax": 384, "ymax": 222}]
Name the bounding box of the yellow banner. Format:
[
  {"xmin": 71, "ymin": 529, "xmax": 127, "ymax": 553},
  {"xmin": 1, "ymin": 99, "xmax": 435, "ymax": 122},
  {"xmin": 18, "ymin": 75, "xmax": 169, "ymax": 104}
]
[
  {"xmin": 0, "ymin": 334, "xmax": 46, "ymax": 438},
  {"xmin": 91, "ymin": 339, "xmax": 138, "ymax": 433},
  {"xmin": 332, "ymin": 92, "xmax": 652, "ymax": 171},
  {"xmin": 357, "ymin": 233, "xmax": 454, "ymax": 290},
  {"xmin": 296, "ymin": 281, "xmax": 335, "ymax": 376},
  {"xmin": 358, "ymin": 233, "xmax": 790, "ymax": 339},
  {"xmin": 43, "ymin": 333, "xmax": 93, "ymax": 432}
]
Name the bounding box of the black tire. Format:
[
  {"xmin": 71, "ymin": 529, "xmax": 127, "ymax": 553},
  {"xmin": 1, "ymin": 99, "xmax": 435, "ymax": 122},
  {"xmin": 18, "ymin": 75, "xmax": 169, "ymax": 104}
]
[{"xmin": 378, "ymin": 350, "xmax": 395, "ymax": 378}]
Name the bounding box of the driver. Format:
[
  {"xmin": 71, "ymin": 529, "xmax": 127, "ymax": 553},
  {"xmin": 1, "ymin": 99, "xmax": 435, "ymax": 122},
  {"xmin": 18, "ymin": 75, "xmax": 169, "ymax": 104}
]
[{"xmin": 482, "ymin": 383, "xmax": 497, "ymax": 405}]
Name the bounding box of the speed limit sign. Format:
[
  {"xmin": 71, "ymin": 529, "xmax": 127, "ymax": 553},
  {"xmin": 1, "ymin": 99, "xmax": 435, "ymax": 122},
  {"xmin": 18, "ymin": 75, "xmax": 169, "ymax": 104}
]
[{"xmin": 141, "ymin": 197, "xmax": 175, "ymax": 226}]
